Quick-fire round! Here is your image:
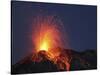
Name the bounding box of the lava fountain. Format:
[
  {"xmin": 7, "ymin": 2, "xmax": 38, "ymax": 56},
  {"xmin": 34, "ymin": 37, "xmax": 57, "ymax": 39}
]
[{"xmin": 31, "ymin": 14, "xmax": 70, "ymax": 71}]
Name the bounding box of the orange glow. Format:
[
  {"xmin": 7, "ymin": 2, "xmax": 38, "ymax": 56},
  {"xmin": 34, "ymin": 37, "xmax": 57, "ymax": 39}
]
[
  {"xmin": 32, "ymin": 15, "xmax": 70, "ymax": 53},
  {"xmin": 31, "ymin": 15, "xmax": 70, "ymax": 71},
  {"xmin": 40, "ymin": 41, "xmax": 48, "ymax": 51}
]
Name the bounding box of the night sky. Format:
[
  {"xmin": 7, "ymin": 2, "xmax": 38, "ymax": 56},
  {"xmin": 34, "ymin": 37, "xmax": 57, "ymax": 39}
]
[{"xmin": 12, "ymin": 1, "xmax": 97, "ymax": 64}]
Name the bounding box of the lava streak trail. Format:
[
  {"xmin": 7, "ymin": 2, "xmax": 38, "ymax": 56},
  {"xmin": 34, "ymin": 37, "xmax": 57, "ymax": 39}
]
[
  {"xmin": 32, "ymin": 14, "xmax": 70, "ymax": 52},
  {"xmin": 31, "ymin": 14, "xmax": 71, "ymax": 71}
]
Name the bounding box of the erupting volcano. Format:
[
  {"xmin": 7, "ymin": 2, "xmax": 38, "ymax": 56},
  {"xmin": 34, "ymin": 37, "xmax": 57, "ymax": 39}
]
[
  {"xmin": 12, "ymin": 14, "xmax": 97, "ymax": 74},
  {"xmin": 31, "ymin": 15, "xmax": 71, "ymax": 71},
  {"xmin": 12, "ymin": 1, "xmax": 97, "ymax": 74}
]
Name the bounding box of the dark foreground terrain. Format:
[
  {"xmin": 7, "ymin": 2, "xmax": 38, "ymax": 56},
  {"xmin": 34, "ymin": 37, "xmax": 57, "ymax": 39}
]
[{"xmin": 11, "ymin": 49, "xmax": 97, "ymax": 74}]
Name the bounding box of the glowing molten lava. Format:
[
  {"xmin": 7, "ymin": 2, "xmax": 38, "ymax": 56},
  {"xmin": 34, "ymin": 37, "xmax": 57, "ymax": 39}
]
[
  {"xmin": 32, "ymin": 15, "xmax": 69, "ymax": 52},
  {"xmin": 31, "ymin": 14, "xmax": 70, "ymax": 71},
  {"xmin": 40, "ymin": 41, "xmax": 48, "ymax": 51}
]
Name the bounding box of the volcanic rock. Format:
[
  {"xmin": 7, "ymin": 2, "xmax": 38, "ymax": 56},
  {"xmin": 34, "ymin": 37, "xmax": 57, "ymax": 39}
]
[{"xmin": 11, "ymin": 49, "xmax": 97, "ymax": 74}]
